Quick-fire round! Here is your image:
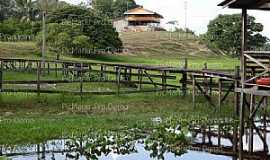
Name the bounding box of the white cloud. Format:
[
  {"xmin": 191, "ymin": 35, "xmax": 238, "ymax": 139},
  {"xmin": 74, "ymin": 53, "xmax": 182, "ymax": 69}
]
[{"xmin": 62, "ymin": 0, "xmax": 270, "ymax": 37}]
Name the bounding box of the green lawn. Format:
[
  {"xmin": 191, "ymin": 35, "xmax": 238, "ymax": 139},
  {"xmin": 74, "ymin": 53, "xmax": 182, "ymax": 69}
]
[
  {"xmin": 0, "ymin": 41, "xmax": 239, "ymax": 70},
  {"xmin": 0, "ymin": 92, "xmax": 236, "ymax": 145}
]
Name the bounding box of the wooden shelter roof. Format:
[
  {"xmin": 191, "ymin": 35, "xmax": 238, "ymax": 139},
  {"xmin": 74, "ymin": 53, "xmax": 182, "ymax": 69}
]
[
  {"xmin": 218, "ymin": 0, "xmax": 270, "ymax": 10},
  {"xmin": 124, "ymin": 6, "xmax": 163, "ymax": 18}
]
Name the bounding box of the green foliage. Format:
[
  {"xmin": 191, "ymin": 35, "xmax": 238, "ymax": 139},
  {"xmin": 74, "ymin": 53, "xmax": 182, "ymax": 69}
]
[
  {"xmin": 204, "ymin": 14, "xmax": 268, "ymax": 55},
  {"xmin": 93, "ymin": 0, "xmax": 137, "ymax": 19},
  {"xmin": 73, "ymin": 35, "xmax": 90, "ymax": 48},
  {"xmin": 39, "ymin": 5, "xmax": 123, "ymax": 56},
  {"xmin": 0, "ymin": 18, "xmax": 33, "ymax": 35}
]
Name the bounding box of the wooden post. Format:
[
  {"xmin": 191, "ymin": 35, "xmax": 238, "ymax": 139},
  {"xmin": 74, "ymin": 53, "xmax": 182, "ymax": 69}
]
[
  {"xmin": 37, "ymin": 61, "xmax": 41, "ymax": 96},
  {"xmin": 100, "ymin": 65, "xmax": 104, "ymax": 81},
  {"xmin": 88, "ymin": 65, "xmax": 92, "ymax": 79},
  {"xmin": 128, "ymin": 68, "xmax": 132, "ymax": 82},
  {"xmin": 117, "ymin": 68, "xmax": 121, "ymax": 95},
  {"xmin": 124, "ymin": 68, "xmax": 128, "ymax": 81},
  {"xmin": 47, "ymin": 62, "xmax": 50, "ymax": 75},
  {"xmin": 103, "ymin": 65, "xmax": 107, "ymax": 81},
  {"xmin": 234, "ymin": 66, "xmax": 240, "ymax": 116},
  {"xmin": 239, "ymin": 8, "xmax": 247, "ymax": 160},
  {"xmin": 218, "ymin": 124, "xmax": 221, "ymax": 147},
  {"xmin": 233, "ymin": 123, "xmax": 238, "ymax": 160},
  {"xmin": 55, "ymin": 63, "xmax": 58, "ymax": 77},
  {"xmin": 41, "ymin": 143, "xmax": 45, "ymax": 159},
  {"xmin": 192, "ymin": 75, "xmax": 196, "ymax": 109},
  {"xmin": 203, "ymin": 62, "xmax": 209, "ymax": 95},
  {"xmin": 37, "ymin": 144, "xmax": 40, "ymax": 158},
  {"xmin": 248, "ymin": 94, "xmax": 254, "ymax": 153},
  {"xmin": 80, "ymin": 63, "xmax": 83, "ymax": 96},
  {"xmin": 182, "ymin": 58, "xmax": 188, "ymax": 96},
  {"xmin": 115, "ymin": 66, "xmax": 119, "ymax": 84},
  {"xmin": 72, "ymin": 63, "xmax": 76, "ymax": 81},
  {"xmin": 218, "ymin": 79, "xmax": 222, "ymax": 112},
  {"xmin": 62, "ymin": 63, "xmax": 65, "ymax": 79},
  {"xmin": 162, "ymin": 70, "xmax": 167, "ymax": 91},
  {"xmin": 209, "ymin": 77, "xmax": 213, "ymax": 96},
  {"xmin": 138, "ymin": 69, "xmax": 143, "ymax": 90}
]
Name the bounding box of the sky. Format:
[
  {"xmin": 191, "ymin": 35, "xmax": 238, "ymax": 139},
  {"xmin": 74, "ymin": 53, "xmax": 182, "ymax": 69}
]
[{"xmin": 63, "ymin": 0, "xmax": 270, "ymax": 37}]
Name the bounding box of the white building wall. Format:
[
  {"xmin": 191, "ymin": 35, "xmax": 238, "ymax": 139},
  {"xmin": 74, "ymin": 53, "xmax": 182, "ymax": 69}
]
[{"xmin": 113, "ymin": 19, "xmax": 128, "ymax": 32}]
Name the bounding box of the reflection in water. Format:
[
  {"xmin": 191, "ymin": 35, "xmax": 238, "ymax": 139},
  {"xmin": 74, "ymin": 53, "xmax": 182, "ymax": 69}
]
[{"xmin": 1, "ymin": 117, "xmax": 270, "ymax": 160}]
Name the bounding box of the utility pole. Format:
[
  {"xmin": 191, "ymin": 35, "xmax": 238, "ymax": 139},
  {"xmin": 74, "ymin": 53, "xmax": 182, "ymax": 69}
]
[
  {"xmin": 42, "ymin": 11, "xmax": 46, "ymax": 62},
  {"xmin": 184, "ymin": 1, "xmax": 188, "ymax": 38}
]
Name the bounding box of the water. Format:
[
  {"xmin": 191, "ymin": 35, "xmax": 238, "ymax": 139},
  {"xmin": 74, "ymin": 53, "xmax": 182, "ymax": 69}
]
[
  {"xmin": 7, "ymin": 141, "xmax": 232, "ymax": 160},
  {"xmin": 1, "ymin": 117, "xmax": 270, "ymax": 160}
]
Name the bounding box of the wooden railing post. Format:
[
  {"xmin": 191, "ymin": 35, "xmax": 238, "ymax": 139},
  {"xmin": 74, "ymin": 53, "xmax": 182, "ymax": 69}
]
[
  {"xmin": 37, "ymin": 61, "xmax": 41, "ymax": 96},
  {"xmin": 128, "ymin": 68, "xmax": 132, "ymax": 82},
  {"xmin": 47, "ymin": 62, "xmax": 50, "ymax": 75},
  {"xmin": 218, "ymin": 79, "xmax": 222, "ymax": 112},
  {"xmin": 100, "ymin": 65, "xmax": 104, "ymax": 81},
  {"xmin": 138, "ymin": 69, "xmax": 143, "ymax": 90},
  {"xmin": 192, "ymin": 75, "xmax": 196, "ymax": 109},
  {"xmin": 117, "ymin": 67, "xmax": 121, "ymax": 95},
  {"xmin": 162, "ymin": 70, "xmax": 167, "ymax": 91},
  {"xmin": 182, "ymin": 58, "xmax": 188, "ymax": 96},
  {"xmin": 234, "ymin": 66, "xmax": 240, "ymax": 116},
  {"xmin": 203, "ymin": 62, "xmax": 209, "ymax": 95},
  {"xmin": 80, "ymin": 63, "xmax": 83, "ymax": 96},
  {"xmin": 55, "ymin": 62, "xmax": 58, "ymax": 77}
]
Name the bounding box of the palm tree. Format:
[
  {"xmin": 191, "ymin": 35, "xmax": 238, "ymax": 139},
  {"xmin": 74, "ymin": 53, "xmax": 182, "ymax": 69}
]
[{"xmin": 15, "ymin": 0, "xmax": 37, "ymax": 22}]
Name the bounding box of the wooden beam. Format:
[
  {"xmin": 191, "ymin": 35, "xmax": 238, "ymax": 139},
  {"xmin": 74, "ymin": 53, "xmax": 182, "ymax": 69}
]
[
  {"xmin": 144, "ymin": 70, "xmax": 157, "ymax": 89},
  {"xmin": 239, "ymin": 8, "xmax": 247, "ymax": 160}
]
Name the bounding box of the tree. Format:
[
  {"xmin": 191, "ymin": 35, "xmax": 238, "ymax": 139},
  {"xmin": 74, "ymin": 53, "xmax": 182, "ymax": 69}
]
[
  {"xmin": 0, "ymin": 0, "xmax": 16, "ymax": 21},
  {"xmin": 112, "ymin": 0, "xmax": 138, "ymax": 18},
  {"xmin": 38, "ymin": 5, "xmax": 122, "ymax": 57},
  {"xmin": 204, "ymin": 14, "xmax": 268, "ymax": 55},
  {"xmin": 14, "ymin": 0, "xmax": 39, "ymax": 22},
  {"xmin": 92, "ymin": 0, "xmax": 137, "ymax": 19},
  {"xmin": 92, "ymin": 0, "xmax": 114, "ymax": 18}
]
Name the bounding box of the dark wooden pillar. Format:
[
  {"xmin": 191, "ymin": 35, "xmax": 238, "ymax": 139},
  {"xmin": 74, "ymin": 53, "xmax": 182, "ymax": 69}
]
[
  {"xmin": 239, "ymin": 8, "xmax": 247, "ymax": 160},
  {"xmin": 234, "ymin": 66, "xmax": 240, "ymax": 116}
]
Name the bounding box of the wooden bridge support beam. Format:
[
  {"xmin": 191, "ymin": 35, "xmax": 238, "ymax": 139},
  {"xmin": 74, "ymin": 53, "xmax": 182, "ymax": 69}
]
[
  {"xmin": 239, "ymin": 8, "xmax": 248, "ymax": 160},
  {"xmin": 248, "ymin": 94, "xmax": 254, "ymax": 153},
  {"xmin": 234, "ymin": 66, "xmax": 240, "ymax": 116}
]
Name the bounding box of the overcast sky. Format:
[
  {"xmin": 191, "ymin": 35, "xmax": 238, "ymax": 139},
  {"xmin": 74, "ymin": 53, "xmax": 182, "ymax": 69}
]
[{"xmin": 63, "ymin": 0, "xmax": 270, "ymax": 37}]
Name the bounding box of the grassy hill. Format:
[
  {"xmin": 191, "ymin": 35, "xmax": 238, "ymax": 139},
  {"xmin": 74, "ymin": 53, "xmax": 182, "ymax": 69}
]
[
  {"xmin": 120, "ymin": 31, "xmax": 216, "ymax": 57},
  {"xmin": 0, "ymin": 31, "xmax": 238, "ymax": 69}
]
